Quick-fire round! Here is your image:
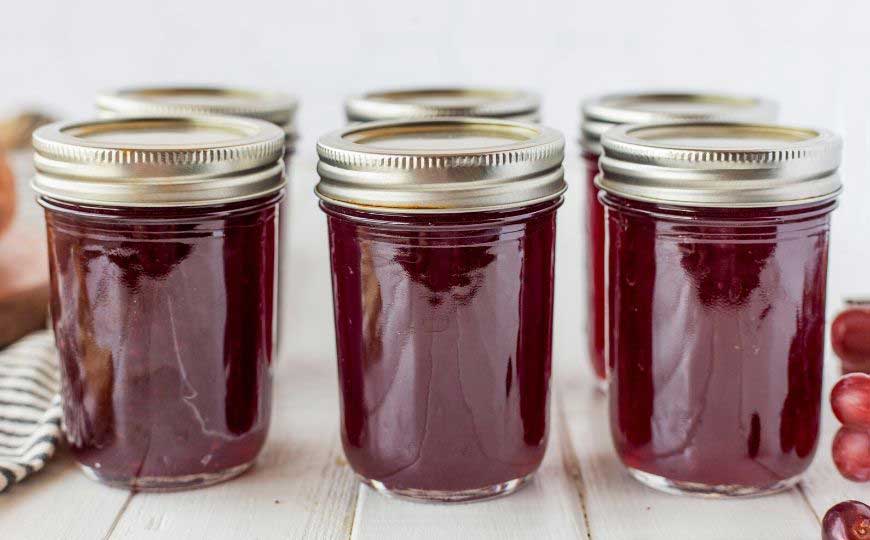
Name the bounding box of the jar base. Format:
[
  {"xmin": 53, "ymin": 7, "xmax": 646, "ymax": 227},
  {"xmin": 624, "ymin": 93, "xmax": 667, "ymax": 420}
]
[
  {"xmin": 362, "ymin": 474, "xmax": 532, "ymax": 504},
  {"xmin": 628, "ymin": 467, "xmax": 801, "ymax": 498},
  {"xmin": 79, "ymin": 461, "xmax": 254, "ymax": 492}
]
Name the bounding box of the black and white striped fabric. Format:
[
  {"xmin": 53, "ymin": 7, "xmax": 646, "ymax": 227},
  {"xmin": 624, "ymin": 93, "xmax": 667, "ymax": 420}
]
[{"xmin": 0, "ymin": 330, "xmax": 62, "ymax": 493}]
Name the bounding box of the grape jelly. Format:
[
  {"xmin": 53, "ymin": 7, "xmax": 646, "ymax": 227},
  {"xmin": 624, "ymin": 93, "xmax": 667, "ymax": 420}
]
[
  {"xmin": 316, "ymin": 118, "xmax": 566, "ymax": 502},
  {"xmin": 33, "ymin": 116, "xmax": 285, "ymax": 490},
  {"xmin": 597, "ymin": 122, "xmax": 842, "ymax": 496}
]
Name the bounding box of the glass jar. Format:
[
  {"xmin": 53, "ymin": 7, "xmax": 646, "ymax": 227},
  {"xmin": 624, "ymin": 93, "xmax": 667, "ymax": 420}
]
[
  {"xmin": 32, "ymin": 116, "xmax": 286, "ymax": 490},
  {"xmin": 316, "ymin": 118, "xmax": 566, "ymax": 502},
  {"xmin": 96, "ymin": 86, "xmax": 298, "ymax": 354},
  {"xmin": 597, "ymin": 122, "xmax": 842, "ymax": 497},
  {"xmin": 832, "ymin": 298, "xmax": 870, "ymax": 374},
  {"xmin": 96, "ymin": 86, "xmax": 298, "ymax": 156},
  {"xmin": 579, "ymin": 93, "xmax": 777, "ymax": 383},
  {"xmin": 345, "ymin": 87, "xmax": 539, "ymax": 123}
]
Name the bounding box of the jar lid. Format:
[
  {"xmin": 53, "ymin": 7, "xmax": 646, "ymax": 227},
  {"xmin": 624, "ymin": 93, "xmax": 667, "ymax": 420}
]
[
  {"xmin": 581, "ymin": 92, "xmax": 777, "ymax": 153},
  {"xmin": 316, "ymin": 118, "xmax": 566, "ymax": 213},
  {"xmin": 96, "ymin": 86, "xmax": 298, "ymax": 142},
  {"xmin": 596, "ymin": 122, "xmax": 842, "ymax": 208},
  {"xmin": 345, "ymin": 88, "xmax": 540, "ymax": 123},
  {"xmin": 32, "ymin": 116, "xmax": 286, "ymax": 207}
]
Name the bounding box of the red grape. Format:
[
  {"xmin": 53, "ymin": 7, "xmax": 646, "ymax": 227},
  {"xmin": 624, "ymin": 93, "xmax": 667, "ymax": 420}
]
[
  {"xmin": 832, "ymin": 374, "xmax": 870, "ymax": 429},
  {"xmin": 822, "ymin": 500, "xmax": 870, "ymax": 540},
  {"xmin": 832, "ymin": 307, "xmax": 870, "ymax": 374},
  {"xmin": 833, "ymin": 428, "xmax": 870, "ymax": 482}
]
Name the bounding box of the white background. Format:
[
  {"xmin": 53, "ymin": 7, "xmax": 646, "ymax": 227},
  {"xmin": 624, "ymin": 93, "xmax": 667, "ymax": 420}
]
[{"xmin": 2, "ymin": 0, "xmax": 868, "ymax": 303}]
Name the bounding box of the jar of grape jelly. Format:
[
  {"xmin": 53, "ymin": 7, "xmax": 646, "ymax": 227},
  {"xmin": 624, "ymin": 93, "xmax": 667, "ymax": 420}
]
[
  {"xmin": 316, "ymin": 118, "xmax": 566, "ymax": 502},
  {"xmin": 597, "ymin": 122, "xmax": 842, "ymax": 497},
  {"xmin": 345, "ymin": 87, "xmax": 539, "ymax": 123},
  {"xmin": 32, "ymin": 116, "xmax": 286, "ymax": 491},
  {"xmin": 580, "ymin": 93, "xmax": 776, "ymax": 383},
  {"xmin": 96, "ymin": 87, "xmax": 298, "ymax": 354}
]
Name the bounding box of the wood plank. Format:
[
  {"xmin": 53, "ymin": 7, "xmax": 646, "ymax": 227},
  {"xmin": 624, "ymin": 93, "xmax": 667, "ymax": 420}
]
[{"xmin": 0, "ymin": 451, "xmax": 131, "ymax": 540}]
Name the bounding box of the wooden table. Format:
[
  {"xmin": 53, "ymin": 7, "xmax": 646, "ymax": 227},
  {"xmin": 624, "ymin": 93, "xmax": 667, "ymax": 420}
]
[{"xmin": 3, "ymin": 155, "xmax": 868, "ymax": 540}]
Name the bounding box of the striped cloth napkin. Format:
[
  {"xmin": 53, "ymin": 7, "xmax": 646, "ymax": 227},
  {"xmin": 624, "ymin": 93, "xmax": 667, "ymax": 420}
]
[{"xmin": 0, "ymin": 330, "xmax": 62, "ymax": 493}]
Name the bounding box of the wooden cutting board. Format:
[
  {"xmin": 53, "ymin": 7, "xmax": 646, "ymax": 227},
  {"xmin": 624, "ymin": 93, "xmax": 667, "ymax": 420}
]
[
  {"xmin": 0, "ymin": 219, "xmax": 49, "ymax": 347},
  {"xmin": 0, "ymin": 145, "xmax": 49, "ymax": 347}
]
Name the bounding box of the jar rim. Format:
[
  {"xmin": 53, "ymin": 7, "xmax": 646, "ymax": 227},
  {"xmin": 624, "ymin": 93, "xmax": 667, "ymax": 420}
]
[
  {"xmin": 596, "ymin": 121, "xmax": 842, "ymax": 208},
  {"xmin": 97, "ymin": 85, "xmax": 298, "ymax": 140},
  {"xmin": 345, "ymin": 87, "xmax": 540, "ymax": 123},
  {"xmin": 32, "ymin": 115, "xmax": 286, "ymax": 207},
  {"xmin": 580, "ymin": 91, "xmax": 777, "ymax": 153},
  {"xmin": 316, "ymin": 117, "xmax": 566, "ymax": 214}
]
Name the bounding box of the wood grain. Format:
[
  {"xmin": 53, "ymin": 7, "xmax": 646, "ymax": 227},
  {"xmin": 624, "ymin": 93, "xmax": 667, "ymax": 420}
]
[{"xmin": 0, "ymin": 220, "xmax": 48, "ymax": 347}]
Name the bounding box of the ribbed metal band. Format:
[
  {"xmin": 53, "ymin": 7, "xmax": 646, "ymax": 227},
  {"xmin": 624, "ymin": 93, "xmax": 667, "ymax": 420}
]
[
  {"xmin": 316, "ymin": 118, "xmax": 566, "ymax": 213},
  {"xmin": 596, "ymin": 122, "xmax": 842, "ymax": 207},
  {"xmin": 32, "ymin": 115, "xmax": 286, "ymax": 207}
]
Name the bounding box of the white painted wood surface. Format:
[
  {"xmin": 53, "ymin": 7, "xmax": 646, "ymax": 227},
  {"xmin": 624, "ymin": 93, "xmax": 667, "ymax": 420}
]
[{"xmin": 1, "ymin": 152, "xmax": 868, "ymax": 540}]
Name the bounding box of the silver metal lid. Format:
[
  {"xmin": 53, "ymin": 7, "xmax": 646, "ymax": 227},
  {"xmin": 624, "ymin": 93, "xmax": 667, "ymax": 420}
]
[
  {"xmin": 32, "ymin": 116, "xmax": 286, "ymax": 207},
  {"xmin": 316, "ymin": 118, "xmax": 565, "ymax": 213},
  {"xmin": 581, "ymin": 92, "xmax": 777, "ymax": 154},
  {"xmin": 96, "ymin": 86, "xmax": 298, "ymax": 143},
  {"xmin": 596, "ymin": 122, "xmax": 842, "ymax": 208},
  {"xmin": 345, "ymin": 88, "xmax": 540, "ymax": 123}
]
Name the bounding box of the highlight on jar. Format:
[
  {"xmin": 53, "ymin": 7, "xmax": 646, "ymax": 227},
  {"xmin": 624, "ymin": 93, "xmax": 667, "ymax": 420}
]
[
  {"xmin": 578, "ymin": 92, "xmax": 778, "ymax": 384},
  {"xmin": 31, "ymin": 115, "xmax": 287, "ymax": 491},
  {"xmin": 315, "ymin": 118, "xmax": 567, "ymax": 503},
  {"xmin": 596, "ymin": 121, "xmax": 842, "ymax": 497},
  {"xmin": 344, "ymin": 87, "xmax": 540, "ymax": 123}
]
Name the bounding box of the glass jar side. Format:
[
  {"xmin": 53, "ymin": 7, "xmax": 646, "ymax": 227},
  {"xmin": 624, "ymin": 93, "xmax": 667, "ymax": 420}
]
[
  {"xmin": 276, "ymin": 143, "xmax": 294, "ymax": 356},
  {"xmin": 321, "ymin": 200, "xmax": 561, "ymax": 502},
  {"xmin": 582, "ymin": 150, "xmax": 606, "ymax": 382},
  {"xmin": 600, "ymin": 193, "xmax": 835, "ymax": 496},
  {"xmin": 42, "ymin": 193, "xmax": 282, "ymax": 490}
]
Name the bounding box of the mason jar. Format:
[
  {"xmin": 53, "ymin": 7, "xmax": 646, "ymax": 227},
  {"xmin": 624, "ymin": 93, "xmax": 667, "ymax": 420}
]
[
  {"xmin": 96, "ymin": 86, "xmax": 298, "ymax": 355},
  {"xmin": 580, "ymin": 93, "xmax": 777, "ymax": 383},
  {"xmin": 316, "ymin": 118, "xmax": 566, "ymax": 502},
  {"xmin": 345, "ymin": 87, "xmax": 539, "ymax": 123},
  {"xmin": 32, "ymin": 116, "xmax": 285, "ymax": 490},
  {"xmin": 597, "ymin": 122, "xmax": 841, "ymax": 497}
]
